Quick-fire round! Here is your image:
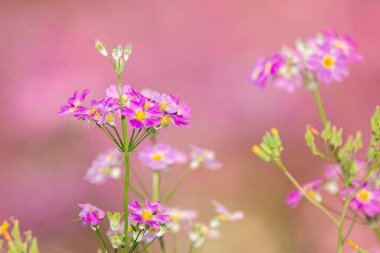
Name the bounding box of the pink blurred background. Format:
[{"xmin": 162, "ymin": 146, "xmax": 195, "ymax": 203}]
[{"xmin": 1, "ymin": 0, "xmax": 380, "ymax": 252}]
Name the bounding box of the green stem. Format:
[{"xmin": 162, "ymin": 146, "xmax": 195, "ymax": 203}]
[
  {"xmin": 130, "ymin": 185, "xmax": 147, "ymax": 200},
  {"xmin": 117, "ymin": 72, "xmax": 130, "ymax": 253},
  {"xmin": 95, "ymin": 227, "xmax": 109, "ymax": 253},
  {"xmin": 131, "ymin": 167, "xmax": 151, "ymax": 199},
  {"xmin": 343, "ymin": 211, "xmax": 358, "ymax": 243},
  {"xmin": 164, "ymin": 168, "xmax": 192, "ymax": 203},
  {"xmin": 159, "ymin": 238, "xmax": 167, "ymax": 253},
  {"xmin": 188, "ymin": 243, "xmax": 194, "ymax": 253},
  {"xmin": 128, "ymin": 231, "xmax": 142, "ymax": 253},
  {"xmin": 336, "ymin": 187, "xmax": 350, "ymax": 253},
  {"xmin": 173, "ymin": 233, "xmax": 177, "ymax": 253},
  {"xmin": 372, "ymin": 225, "xmax": 380, "ymax": 243},
  {"xmin": 277, "ymin": 161, "xmax": 339, "ymax": 225},
  {"xmin": 312, "ymin": 88, "xmax": 328, "ymax": 126},
  {"xmin": 153, "ymin": 171, "xmax": 161, "ymax": 202},
  {"xmin": 138, "ymin": 238, "xmax": 157, "ymax": 253}
]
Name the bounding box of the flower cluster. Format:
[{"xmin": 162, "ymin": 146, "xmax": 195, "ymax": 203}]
[
  {"xmin": 78, "ymin": 203, "xmax": 106, "ymax": 227},
  {"xmin": 84, "ymin": 149, "xmax": 123, "ymax": 184},
  {"xmin": 188, "ymin": 201, "xmax": 243, "ymax": 248},
  {"xmin": 59, "ymin": 86, "xmax": 191, "ymax": 129},
  {"xmin": 250, "ymin": 28, "xmax": 362, "ymax": 91}
]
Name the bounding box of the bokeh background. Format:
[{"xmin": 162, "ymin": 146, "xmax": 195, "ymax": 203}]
[{"xmin": 1, "ymin": 0, "xmax": 380, "ymax": 252}]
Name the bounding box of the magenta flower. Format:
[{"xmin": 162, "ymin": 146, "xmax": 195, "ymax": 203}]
[
  {"xmin": 307, "ymin": 42, "xmax": 349, "ymax": 84},
  {"xmin": 129, "ymin": 200, "xmax": 170, "ymax": 229},
  {"xmin": 78, "ymin": 203, "xmax": 106, "ymax": 226},
  {"xmin": 121, "ymin": 97, "xmax": 162, "ymax": 129},
  {"xmin": 189, "ymin": 145, "xmax": 222, "ymax": 170},
  {"xmin": 106, "ymin": 85, "xmax": 141, "ymax": 107},
  {"xmin": 286, "ymin": 178, "xmax": 323, "ymax": 208},
  {"xmin": 324, "ymin": 28, "xmax": 363, "ymax": 63},
  {"xmin": 342, "ymin": 181, "xmax": 380, "ymax": 217},
  {"xmin": 152, "ymin": 92, "xmax": 179, "ymax": 114},
  {"xmin": 59, "ymin": 89, "xmax": 89, "ymax": 115},
  {"xmin": 139, "ymin": 144, "xmax": 176, "ymax": 170},
  {"xmin": 84, "ymin": 149, "xmax": 122, "ymax": 185},
  {"xmin": 250, "ymin": 54, "xmax": 283, "ymax": 89}
]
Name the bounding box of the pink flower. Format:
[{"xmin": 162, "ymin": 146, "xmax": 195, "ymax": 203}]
[
  {"xmin": 129, "ymin": 200, "xmax": 170, "ymax": 229},
  {"xmin": 307, "ymin": 42, "xmax": 349, "ymax": 84},
  {"xmin": 122, "ymin": 97, "xmax": 162, "ymax": 129},
  {"xmin": 324, "ymin": 28, "xmax": 363, "ymax": 63},
  {"xmin": 139, "ymin": 144, "xmax": 177, "ymax": 170},
  {"xmin": 342, "ymin": 181, "xmax": 380, "ymax": 217},
  {"xmin": 78, "ymin": 203, "xmax": 106, "ymax": 227},
  {"xmin": 59, "ymin": 89, "xmax": 89, "ymax": 115},
  {"xmin": 286, "ymin": 179, "xmax": 323, "ymax": 208},
  {"xmin": 250, "ymin": 54, "xmax": 283, "ymax": 89}
]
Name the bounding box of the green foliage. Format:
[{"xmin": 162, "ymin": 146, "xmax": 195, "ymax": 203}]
[
  {"xmin": 253, "ymin": 128, "xmax": 283, "ymax": 163},
  {"xmin": 1, "ymin": 219, "xmax": 39, "ymax": 253},
  {"xmin": 368, "ymin": 106, "xmax": 380, "ymax": 160}
]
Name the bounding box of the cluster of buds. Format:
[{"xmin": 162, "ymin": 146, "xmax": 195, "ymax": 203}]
[
  {"xmin": 0, "ymin": 219, "xmax": 39, "ymax": 253},
  {"xmin": 252, "ymin": 128, "xmax": 283, "ymax": 163},
  {"xmin": 94, "ymin": 39, "xmax": 132, "ymax": 74}
]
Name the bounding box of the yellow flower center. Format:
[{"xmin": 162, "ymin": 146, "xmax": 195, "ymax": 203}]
[
  {"xmin": 106, "ymin": 113, "xmax": 114, "ymax": 123},
  {"xmin": 171, "ymin": 212, "xmax": 182, "ymax": 222},
  {"xmin": 200, "ymin": 225, "xmax": 209, "ymax": 235},
  {"xmin": 142, "ymin": 211, "xmax": 153, "ymax": 221},
  {"xmin": 121, "ymin": 95, "xmax": 128, "ymax": 104},
  {"xmin": 251, "ymin": 70, "xmax": 260, "ymax": 80},
  {"xmin": 161, "ymin": 115, "xmax": 171, "ymax": 125},
  {"xmin": 161, "ymin": 101, "xmax": 168, "ymax": 110},
  {"xmin": 89, "ymin": 107, "xmax": 98, "ymax": 115},
  {"xmin": 322, "ymin": 55, "xmax": 335, "ymax": 69},
  {"xmin": 144, "ymin": 101, "xmax": 151, "ymax": 110},
  {"xmin": 152, "ymin": 153, "xmax": 163, "ymax": 161},
  {"xmin": 217, "ymin": 214, "xmax": 228, "ymax": 222},
  {"xmin": 135, "ymin": 110, "xmax": 147, "ymax": 121},
  {"xmin": 357, "ymin": 190, "xmax": 371, "ymax": 203},
  {"xmin": 264, "ymin": 62, "xmax": 272, "ymax": 74}
]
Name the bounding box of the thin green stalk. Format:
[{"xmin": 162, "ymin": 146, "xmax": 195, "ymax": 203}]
[
  {"xmin": 337, "ymin": 187, "xmax": 350, "ymax": 253},
  {"xmin": 372, "ymin": 225, "xmax": 380, "ymax": 243},
  {"xmin": 95, "ymin": 227, "xmax": 109, "ymax": 253},
  {"xmin": 112, "ymin": 125, "xmax": 124, "ymax": 147},
  {"xmin": 138, "ymin": 238, "xmax": 157, "ymax": 253},
  {"xmin": 277, "ymin": 161, "xmax": 339, "ymax": 225},
  {"xmin": 97, "ymin": 124, "xmax": 123, "ymax": 150},
  {"xmin": 164, "ymin": 168, "xmax": 192, "ymax": 203},
  {"xmin": 130, "ymin": 185, "xmax": 147, "ymax": 200},
  {"xmin": 117, "ymin": 72, "xmax": 130, "ymax": 253},
  {"xmin": 131, "ymin": 167, "xmax": 151, "ymax": 199},
  {"xmin": 153, "ymin": 171, "xmax": 161, "ymax": 202},
  {"xmin": 343, "ymin": 211, "xmax": 358, "ymax": 243},
  {"xmin": 128, "ymin": 231, "xmax": 143, "ymax": 253},
  {"xmin": 159, "ymin": 238, "xmax": 167, "ymax": 253},
  {"xmin": 188, "ymin": 243, "xmax": 194, "ymax": 253},
  {"xmin": 173, "ymin": 233, "xmax": 177, "ymax": 253},
  {"xmin": 312, "ymin": 88, "xmax": 328, "ymax": 126}
]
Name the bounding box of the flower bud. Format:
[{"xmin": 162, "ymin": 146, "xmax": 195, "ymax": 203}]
[{"xmin": 94, "ymin": 39, "xmax": 108, "ymax": 57}]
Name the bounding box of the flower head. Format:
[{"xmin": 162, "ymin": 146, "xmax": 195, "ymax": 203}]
[
  {"xmin": 129, "ymin": 200, "xmax": 170, "ymax": 229},
  {"xmin": 251, "ymin": 54, "xmax": 283, "ymax": 89},
  {"xmin": 210, "ymin": 201, "xmax": 244, "ymax": 228},
  {"xmin": 78, "ymin": 203, "xmax": 106, "ymax": 227},
  {"xmin": 189, "ymin": 146, "xmax": 222, "ymax": 170},
  {"xmin": 324, "ymin": 28, "xmax": 362, "ymax": 63},
  {"xmin": 343, "ymin": 181, "xmax": 380, "ymax": 217},
  {"xmin": 59, "ymin": 89, "xmax": 89, "ymax": 115},
  {"xmin": 273, "ymin": 48, "xmax": 303, "ymax": 92},
  {"xmin": 122, "ymin": 97, "xmax": 162, "ymax": 129},
  {"xmin": 84, "ymin": 149, "xmax": 122, "ymax": 185},
  {"xmin": 189, "ymin": 223, "xmax": 220, "ymax": 248},
  {"xmin": 167, "ymin": 208, "xmax": 198, "ymax": 233},
  {"xmin": 307, "ymin": 42, "xmax": 349, "ymax": 84},
  {"xmin": 139, "ymin": 144, "xmax": 177, "ymax": 170},
  {"xmin": 286, "ymin": 178, "xmax": 323, "ymax": 208}
]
